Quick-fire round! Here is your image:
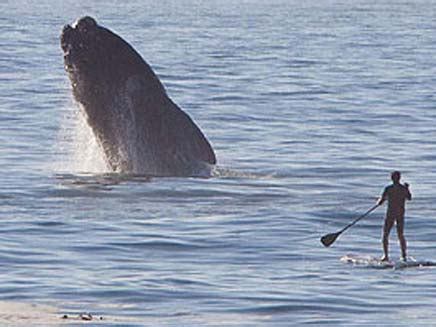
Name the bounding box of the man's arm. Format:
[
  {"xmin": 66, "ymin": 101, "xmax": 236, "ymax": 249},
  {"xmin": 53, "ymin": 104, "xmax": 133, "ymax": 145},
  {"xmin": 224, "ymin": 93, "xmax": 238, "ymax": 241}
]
[
  {"xmin": 377, "ymin": 187, "xmax": 388, "ymax": 205},
  {"xmin": 404, "ymin": 183, "xmax": 412, "ymax": 200}
]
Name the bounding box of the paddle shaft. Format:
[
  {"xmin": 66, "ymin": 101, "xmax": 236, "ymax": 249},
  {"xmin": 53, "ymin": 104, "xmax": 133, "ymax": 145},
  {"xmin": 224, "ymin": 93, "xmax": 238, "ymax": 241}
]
[{"xmin": 337, "ymin": 204, "xmax": 380, "ymax": 235}]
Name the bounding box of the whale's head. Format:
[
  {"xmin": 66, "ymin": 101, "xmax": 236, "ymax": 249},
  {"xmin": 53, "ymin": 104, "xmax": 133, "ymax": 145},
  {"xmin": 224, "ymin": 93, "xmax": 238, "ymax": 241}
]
[
  {"xmin": 61, "ymin": 16, "xmax": 154, "ymax": 171},
  {"xmin": 61, "ymin": 16, "xmax": 166, "ymax": 118},
  {"xmin": 61, "ymin": 17, "xmax": 136, "ymax": 116}
]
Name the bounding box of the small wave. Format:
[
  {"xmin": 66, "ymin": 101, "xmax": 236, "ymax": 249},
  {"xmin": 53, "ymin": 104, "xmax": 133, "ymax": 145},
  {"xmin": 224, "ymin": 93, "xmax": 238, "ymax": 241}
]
[
  {"xmin": 108, "ymin": 240, "xmax": 204, "ymax": 251},
  {"xmin": 54, "ymin": 173, "xmax": 151, "ymax": 190},
  {"xmin": 230, "ymin": 302, "xmax": 376, "ymax": 315},
  {"xmin": 212, "ymin": 166, "xmax": 275, "ymax": 180}
]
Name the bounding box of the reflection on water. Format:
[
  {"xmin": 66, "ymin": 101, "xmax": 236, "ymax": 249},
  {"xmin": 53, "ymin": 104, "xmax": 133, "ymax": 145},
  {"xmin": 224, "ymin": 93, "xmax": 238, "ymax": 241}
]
[{"xmin": 1, "ymin": 0, "xmax": 436, "ymax": 325}]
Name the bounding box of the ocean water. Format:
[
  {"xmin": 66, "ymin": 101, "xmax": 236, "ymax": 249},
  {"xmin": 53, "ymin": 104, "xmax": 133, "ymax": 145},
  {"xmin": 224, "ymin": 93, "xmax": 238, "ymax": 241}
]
[{"xmin": 1, "ymin": 0, "xmax": 436, "ymax": 325}]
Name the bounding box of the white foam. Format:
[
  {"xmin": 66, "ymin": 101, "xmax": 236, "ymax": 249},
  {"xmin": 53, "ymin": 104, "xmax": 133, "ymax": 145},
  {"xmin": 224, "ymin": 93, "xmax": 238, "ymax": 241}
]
[
  {"xmin": 341, "ymin": 254, "xmax": 436, "ymax": 270},
  {"xmin": 55, "ymin": 104, "xmax": 108, "ymax": 174}
]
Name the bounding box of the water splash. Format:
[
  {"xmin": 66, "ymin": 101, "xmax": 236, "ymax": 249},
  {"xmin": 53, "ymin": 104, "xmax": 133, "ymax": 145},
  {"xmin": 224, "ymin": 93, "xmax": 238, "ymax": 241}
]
[{"xmin": 56, "ymin": 105, "xmax": 108, "ymax": 174}]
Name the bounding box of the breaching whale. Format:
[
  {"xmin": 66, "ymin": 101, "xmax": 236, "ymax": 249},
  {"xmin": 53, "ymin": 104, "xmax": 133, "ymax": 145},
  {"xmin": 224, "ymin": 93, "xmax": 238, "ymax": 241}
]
[{"xmin": 61, "ymin": 16, "xmax": 216, "ymax": 176}]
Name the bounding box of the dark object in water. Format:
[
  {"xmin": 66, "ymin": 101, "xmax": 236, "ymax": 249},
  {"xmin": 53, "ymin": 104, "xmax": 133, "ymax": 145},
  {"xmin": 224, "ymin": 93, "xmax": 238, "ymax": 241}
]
[{"xmin": 61, "ymin": 16, "xmax": 216, "ymax": 176}]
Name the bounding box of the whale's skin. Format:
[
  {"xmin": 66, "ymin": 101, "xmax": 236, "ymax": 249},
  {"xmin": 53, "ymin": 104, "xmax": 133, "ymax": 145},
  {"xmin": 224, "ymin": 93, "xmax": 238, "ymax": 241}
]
[{"xmin": 61, "ymin": 16, "xmax": 216, "ymax": 176}]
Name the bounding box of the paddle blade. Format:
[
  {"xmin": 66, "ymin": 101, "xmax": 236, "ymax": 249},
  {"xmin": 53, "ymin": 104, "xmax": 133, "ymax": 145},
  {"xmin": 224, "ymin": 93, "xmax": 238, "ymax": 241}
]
[{"xmin": 320, "ymin": 232, "xmax": 340, "ymax": 247}]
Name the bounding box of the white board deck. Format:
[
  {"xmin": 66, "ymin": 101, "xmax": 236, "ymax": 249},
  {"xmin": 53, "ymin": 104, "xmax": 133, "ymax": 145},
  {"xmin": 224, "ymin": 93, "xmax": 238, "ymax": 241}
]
[{"xmin": 341, "ymin": 254, "xmax": 436, "ymax": 269}]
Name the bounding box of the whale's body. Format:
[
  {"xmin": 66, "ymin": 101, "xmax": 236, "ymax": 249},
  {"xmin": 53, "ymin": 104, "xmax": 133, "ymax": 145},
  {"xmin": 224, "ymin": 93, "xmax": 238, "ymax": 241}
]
[{"xmin": 61, "ymin": 16, "xmax": 216, "ymax": 176}]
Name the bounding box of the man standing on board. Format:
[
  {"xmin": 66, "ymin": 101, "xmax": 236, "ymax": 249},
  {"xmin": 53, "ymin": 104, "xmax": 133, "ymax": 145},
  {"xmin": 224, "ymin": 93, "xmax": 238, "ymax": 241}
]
[{"xmin": 377, "ymin": 171, "xmax": 412, "ymax": 262}]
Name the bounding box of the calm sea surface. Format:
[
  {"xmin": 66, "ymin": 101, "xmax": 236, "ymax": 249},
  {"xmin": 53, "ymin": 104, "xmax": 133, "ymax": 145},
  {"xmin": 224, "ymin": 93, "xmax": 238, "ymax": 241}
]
[{"xmin": 1, "ymin": 0, "xmax": 436, "ymax": 325}]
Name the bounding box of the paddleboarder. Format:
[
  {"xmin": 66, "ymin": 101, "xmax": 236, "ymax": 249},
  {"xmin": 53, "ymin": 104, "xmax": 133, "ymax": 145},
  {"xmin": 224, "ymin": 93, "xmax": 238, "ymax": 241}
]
[{"xmin": 377, "ymin": 171, "xmax": 412, "ymax": 262}]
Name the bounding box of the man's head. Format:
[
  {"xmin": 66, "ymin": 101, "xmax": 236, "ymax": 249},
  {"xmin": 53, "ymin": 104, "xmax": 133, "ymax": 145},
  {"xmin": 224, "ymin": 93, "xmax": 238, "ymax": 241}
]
[{"xmin": 391, "ymin": 171, "xmax": 401, "ymax": 183}]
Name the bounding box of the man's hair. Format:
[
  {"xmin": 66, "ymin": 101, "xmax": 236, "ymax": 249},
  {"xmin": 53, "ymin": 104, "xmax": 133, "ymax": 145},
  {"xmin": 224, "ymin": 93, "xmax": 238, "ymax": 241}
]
[{"xmin": 391, "ymin": 171, "xmax": 401, "ymax": 182}]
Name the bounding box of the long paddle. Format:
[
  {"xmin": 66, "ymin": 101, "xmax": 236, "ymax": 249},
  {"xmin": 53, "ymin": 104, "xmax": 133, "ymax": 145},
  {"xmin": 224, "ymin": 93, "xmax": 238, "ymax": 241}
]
[{"xmin": 320, "ymin": 204, "xmax": 380, "ymax": 247}]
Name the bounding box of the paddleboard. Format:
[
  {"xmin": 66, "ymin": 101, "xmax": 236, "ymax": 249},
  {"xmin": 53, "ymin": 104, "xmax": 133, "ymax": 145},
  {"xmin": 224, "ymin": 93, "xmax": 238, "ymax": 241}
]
[{"xmin": 341, "ymin": 254, "xmax": 436, "ymax": 269}]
